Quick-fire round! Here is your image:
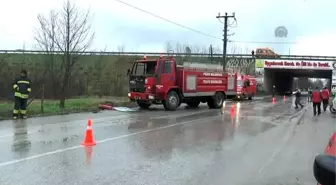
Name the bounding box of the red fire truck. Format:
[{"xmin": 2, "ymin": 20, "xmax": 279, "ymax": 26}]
[
  {"xmin": 128, "ymin": 56, "xmax": 228, "ymax": 111},
  {"xmin": 226, "ymin": 73, "xmax": 257, "ymax": 100}
]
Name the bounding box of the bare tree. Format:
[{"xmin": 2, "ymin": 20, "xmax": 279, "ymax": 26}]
[
  {"xmin": 244, "ymin": 46, "xmax": 250, "ymax": 54},
  {"xmin": 117, "ymin": 45, "xmax": 125, "ymax": 54},
  {"xmin": 213, "ymin": 46, "xmax": 221, "ymax": 54},
  {"xmin": 35, "ymin": 0, "xmax": 95, "ymax": 108},
  {"xmin": 201, "ymin": 46, "xmax": 208, "ymax": 56},
  {"xmin": 34, "ymin": 10, "xmax": 60, "ymax": 98},
  {"xmin": 230, "ymin": 44, "xmax": 238, "ymax": 54},
  {"xmin": 175, "ymin": 42, "xmax": 183, "ymax": 54},
  {"xmin": 192, "ymin": 45, "xmax": 201, "ymax": 54},
  {"xmin": 170, "ymin": 42, "xmax": 182, "ymax": 64},
  {"xmin": 164, "ymin": 41, "xmax": 173, "ymax": 53}
]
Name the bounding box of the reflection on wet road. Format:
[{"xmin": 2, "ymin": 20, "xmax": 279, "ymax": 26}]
[{"xmin": 0, "ymin": 96, "xmax": 334, "ymax": 185}]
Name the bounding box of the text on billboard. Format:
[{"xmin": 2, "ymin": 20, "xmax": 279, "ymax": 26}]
[{"xmin": 265, "ymin": 61, "xmax": 330, "ymax": 68}]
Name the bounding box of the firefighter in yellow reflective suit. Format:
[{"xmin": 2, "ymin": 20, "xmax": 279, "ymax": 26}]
[{"xmin": 12, "ymin": 69, "xmax": 32, "ymax": 119}]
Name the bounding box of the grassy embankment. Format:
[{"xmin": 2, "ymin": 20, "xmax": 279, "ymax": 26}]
[
  {"xmin": 0, "ymin": 97, "xmax": 135, "ymax": 120},
  {"xmin": 0, "ymin": 52, "xmax": 221, "ymax": 120}
]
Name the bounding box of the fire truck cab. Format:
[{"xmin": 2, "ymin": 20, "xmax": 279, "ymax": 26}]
[
  {"xmin": 128, "ymin": 56, "xmax": 228, "ymax": 111},
  {"xmin": 226, "ymin": 73, "xmax": 257, "ymax": 100}
]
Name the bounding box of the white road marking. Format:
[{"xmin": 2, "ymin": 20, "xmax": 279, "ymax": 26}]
[
  {"xmin": 0, "ymin": 109, "xmax": 218, "ymax": 140},
  {"xmin": 0, "ymin": 115, "xmax": 219, "ymax": 168}
]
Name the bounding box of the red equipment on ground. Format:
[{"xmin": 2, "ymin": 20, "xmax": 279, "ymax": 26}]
[
  {"xmin": 127, "ymin": 55, "xmax": 256, "ymax": 111},
  {"xmin": 98, "ymin": 102, "xmax": 114, "ymax": 110}
]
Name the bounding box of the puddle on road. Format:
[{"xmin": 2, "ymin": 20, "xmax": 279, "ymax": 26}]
[
  {"xmin": 11, "ymin": 121, "xmax": 32, "ymax": 156},
  {"xmin": 124, "ymin": 103, "xmax": 277, "ymax": 161},
  {"xmin": 5, "ymin": 100, "xmax": 294, "ymax": 162},
  {"xmin": 125, "ymin": 112, "xmax": 276, "ymax": 162}
]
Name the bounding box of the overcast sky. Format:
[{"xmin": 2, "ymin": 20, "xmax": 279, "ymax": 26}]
[{"xmin": 0, "ymin": 0, "xmax": 335, "ymax": 55}]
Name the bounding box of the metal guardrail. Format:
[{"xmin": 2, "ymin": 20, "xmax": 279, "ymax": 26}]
[
  {"xmin": 0, "ymin": 50, "xmax": 336, "ymax": 61},
  {"xmin": 0, "ymin": 50, "xmax": 244, "ymax": 57}
]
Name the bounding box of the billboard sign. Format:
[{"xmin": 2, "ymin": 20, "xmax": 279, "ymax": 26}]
[
  {"xmin": 255, "ymin": 59, "xmax": 336, "ymax": 91},
  {"xmin": 257, "ymin": 59, "xmax": 335, "ymax": 70}
]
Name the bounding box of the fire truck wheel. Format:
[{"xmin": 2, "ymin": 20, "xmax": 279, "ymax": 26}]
[
  {"xmin": 164, "ymin": 91, "xmax": 180, "ymax": 111},
  {"xmin": 248, "ymin": 94, "xmax": 254, "ymax": 100},
  {"xmin": 208, "ymin": 92, "xmax": 225, "ymax": 109},
  {"xmin": 137, "ymin": 101, "xmax": 151, "ymax": 109}
]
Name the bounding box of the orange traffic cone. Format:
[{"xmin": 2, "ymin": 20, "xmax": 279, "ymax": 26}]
[
  {"xmin": 283, "ymin": 95, "xmax": 286, "ymax": 101},
  {"xmin": 272, "ymin": 97, "xmax": 276, "ymax": 104},
  {"xmin": 81, "ymin": 119, "xmax": 96, "ymax": 146}
]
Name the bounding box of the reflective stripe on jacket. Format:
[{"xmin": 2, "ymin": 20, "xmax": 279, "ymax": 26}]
[{"xmin": 13, "ymin": 76, "xmax": 32, "ymax": 99}]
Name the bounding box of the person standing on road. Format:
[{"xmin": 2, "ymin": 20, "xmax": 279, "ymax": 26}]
[
  {"xmin": 293, "ymin": 88, "xmax": 304, "ymax": 109},
  {"xmin": 12, "ymin": 69, "xmax": 32, "ymax": 120},
  {"xmin": 308, "ymin": 87, "xmax": 312, "ymax": 102},
  {"xmin": 321, "ymin": 87, "xmax": 330, "ymax": 112},
  {"xmin": 311, "ymin": 86, "xmax": 322, "ymax": 116}
]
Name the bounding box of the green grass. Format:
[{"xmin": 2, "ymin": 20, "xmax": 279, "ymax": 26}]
[{"xmin": 0, "ymin": 96, "xmax": 133, "ymax": 120}]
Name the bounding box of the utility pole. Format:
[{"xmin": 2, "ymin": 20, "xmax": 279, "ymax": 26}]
[{"xmin": 216, "ymin": 12, "xmax": 235, "ymax": 71}]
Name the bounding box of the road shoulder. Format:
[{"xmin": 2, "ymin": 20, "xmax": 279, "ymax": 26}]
[{"xmin": 252, "ymin": 108, "xmax": 336, "ymax": 185}]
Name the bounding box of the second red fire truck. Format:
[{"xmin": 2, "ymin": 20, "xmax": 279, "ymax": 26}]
[
  {"xmin": 226, "ymin": 73, "xmax": 257, "ymax": 100},
  {"xmin": 128, "ymin": 55, "xmax": 256, "ymax": 110}
]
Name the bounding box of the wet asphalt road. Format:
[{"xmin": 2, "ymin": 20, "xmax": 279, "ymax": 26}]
[{"xmin": 0, "ymin": 96, "xmax": 335, "ymax": 185}]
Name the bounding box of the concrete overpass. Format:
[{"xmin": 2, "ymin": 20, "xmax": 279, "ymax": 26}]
[{"xmin": 255, "ymin": 59, "xmax": 336, "ymax": 94}]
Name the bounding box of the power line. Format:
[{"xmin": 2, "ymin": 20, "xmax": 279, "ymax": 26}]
[
  {"xmin": 113, "ymin": 0, "xmax": 300, "ymax": 45},
  {"xmin": 113, "ymin": 0, "xmax": 221, "ymax": 40}
]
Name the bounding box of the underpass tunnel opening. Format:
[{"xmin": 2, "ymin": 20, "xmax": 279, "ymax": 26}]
[
  {"xmin": 264, "ymin": 69, "xmax": 333, "ymax": 95},
  {"xmin": 294, "ymin": 77, "xmax": 331, "ymax": 91}
]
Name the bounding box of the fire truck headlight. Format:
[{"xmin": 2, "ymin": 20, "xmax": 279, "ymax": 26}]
[
  {"xmin": 128, "ymin": 93, "xmax": 131, "ymax": 97},
  {"xmin": 148, "ymin": 95, "xmax": 154, "ymax": 100}
]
